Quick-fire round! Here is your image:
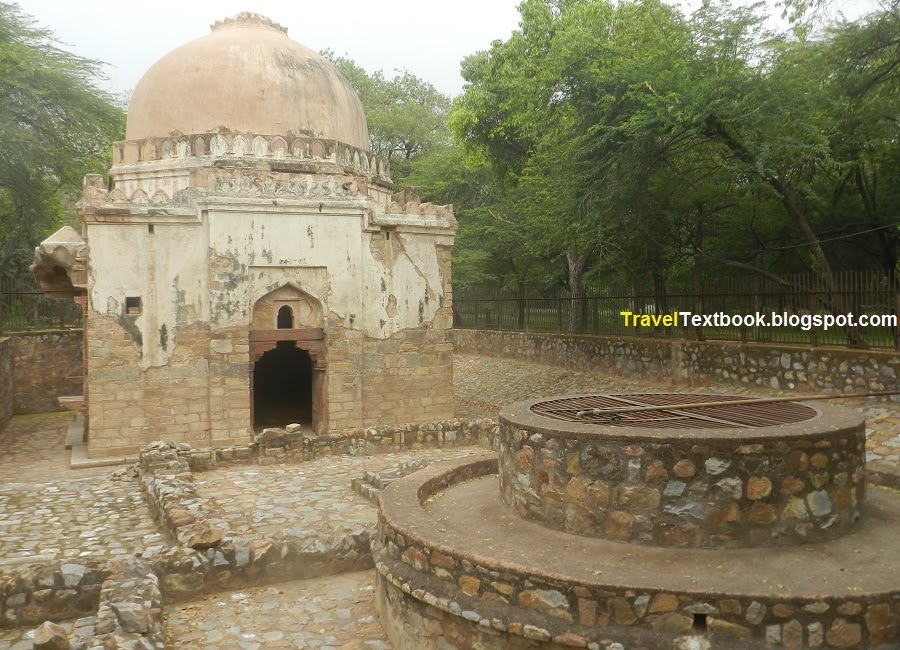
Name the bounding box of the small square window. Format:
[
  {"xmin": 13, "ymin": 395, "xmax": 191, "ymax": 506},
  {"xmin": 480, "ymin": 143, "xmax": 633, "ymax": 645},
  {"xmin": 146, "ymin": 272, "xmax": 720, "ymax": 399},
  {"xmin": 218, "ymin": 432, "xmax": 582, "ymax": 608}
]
[{"xmin": 125, "ymin": 296, "xmax": 142, "ymax": 316}]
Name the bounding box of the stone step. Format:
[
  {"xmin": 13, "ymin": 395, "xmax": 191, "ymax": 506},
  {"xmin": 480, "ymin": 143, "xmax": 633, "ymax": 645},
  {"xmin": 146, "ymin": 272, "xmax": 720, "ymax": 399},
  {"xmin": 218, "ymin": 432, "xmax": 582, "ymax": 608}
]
[
  {"xmin": 351, "ymin": 459, "xmax": 437, "ymax": 504},
  {"xmin": 65, "ymin": 412, "xmax": 84, "ymax": 449},
  {"xmin": 58, "ymin": 395, "xmax": 86, "ymax": 413},
  {"xmin": 350, "ymin": 477, "xmax": 381, "ymax": 504}
]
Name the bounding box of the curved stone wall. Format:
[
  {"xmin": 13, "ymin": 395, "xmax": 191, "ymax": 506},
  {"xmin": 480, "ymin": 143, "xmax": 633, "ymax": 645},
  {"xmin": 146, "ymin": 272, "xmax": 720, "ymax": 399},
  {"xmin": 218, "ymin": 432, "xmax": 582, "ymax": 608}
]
[
  {"xmin": 375, "ymin": 455, "xmax": 900, "ymax": 649},
  {"xmin": 499, "ymin": 396, "xmax": 866, "ymax": 547}
]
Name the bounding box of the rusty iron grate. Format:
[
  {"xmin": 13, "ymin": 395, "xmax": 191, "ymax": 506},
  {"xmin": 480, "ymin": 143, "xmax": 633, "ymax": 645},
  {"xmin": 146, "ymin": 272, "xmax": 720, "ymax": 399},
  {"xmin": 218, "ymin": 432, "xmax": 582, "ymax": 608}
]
[{"xmin": 529, "ymin": 394, "xmax": 818, "ymax": 429}]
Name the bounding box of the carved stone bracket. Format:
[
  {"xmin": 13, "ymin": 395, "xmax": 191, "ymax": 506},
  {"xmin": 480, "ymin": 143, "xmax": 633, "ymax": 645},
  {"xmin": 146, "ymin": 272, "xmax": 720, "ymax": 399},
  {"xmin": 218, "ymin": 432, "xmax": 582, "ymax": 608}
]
[{"xmin": 30, "ymin": 226, "xmax": 88, "ymax": 299}]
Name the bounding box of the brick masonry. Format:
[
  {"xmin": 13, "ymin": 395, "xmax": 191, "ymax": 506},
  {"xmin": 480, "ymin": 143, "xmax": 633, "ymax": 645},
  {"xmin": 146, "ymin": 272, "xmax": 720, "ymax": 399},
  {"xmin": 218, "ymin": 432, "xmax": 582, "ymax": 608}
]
[
  {"xmin": 4, "ymin": 330, "xmax": 83, "ymax": 416},
  {"xmin": 452, "ymin": 329, "xmax": 900, "ymax": 393}
]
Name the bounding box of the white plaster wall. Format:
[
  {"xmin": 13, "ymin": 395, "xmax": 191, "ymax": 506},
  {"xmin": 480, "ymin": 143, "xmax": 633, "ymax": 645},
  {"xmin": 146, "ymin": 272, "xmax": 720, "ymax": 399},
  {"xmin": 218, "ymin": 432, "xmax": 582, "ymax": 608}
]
[
  {"xmin": 207, "ymin": 209, "xmax": 365, "ymax": 329},
  {"xmin": 87, "ymin": 201, "xmax": 450, "ymax": 364},
  {"xmin": 362, "ymin": 230, "xmax": 448, "ymax": 338},
  {"xmin": 87, "ymin": 221, "xmax": 208, "ymax": 368}
]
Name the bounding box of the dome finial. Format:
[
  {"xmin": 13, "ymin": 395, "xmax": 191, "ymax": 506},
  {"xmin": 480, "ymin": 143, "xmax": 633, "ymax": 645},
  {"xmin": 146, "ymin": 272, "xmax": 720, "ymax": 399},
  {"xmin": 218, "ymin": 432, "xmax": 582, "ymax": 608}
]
[{"xmin": 211, "ymin": 12, "xmax": 288, "ymax": 35}]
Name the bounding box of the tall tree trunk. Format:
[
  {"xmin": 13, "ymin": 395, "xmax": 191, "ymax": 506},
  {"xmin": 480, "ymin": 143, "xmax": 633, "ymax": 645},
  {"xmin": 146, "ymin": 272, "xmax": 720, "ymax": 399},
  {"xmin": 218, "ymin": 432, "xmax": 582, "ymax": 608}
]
[
  {"xmin": 566, "ymin": 244, "xmax": 596, "ymax": 333},
  {"xmin": 705, "ymin": 114, "xmax": 868, "ymax": 347}
]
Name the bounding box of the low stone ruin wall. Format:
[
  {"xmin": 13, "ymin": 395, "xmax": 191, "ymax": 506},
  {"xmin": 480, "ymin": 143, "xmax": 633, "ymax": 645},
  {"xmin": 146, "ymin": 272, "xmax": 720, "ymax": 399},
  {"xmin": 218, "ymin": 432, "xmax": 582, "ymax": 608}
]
[
  {"xmin": 0, "ymin": 338, "xmax": 12, "ymax": 431},
  {"xmin": 170, "ymin": 418, "xmax": 500, "ymax": 472},
  {"xmin": 375, "ymin": 455, "xmax": 900, "ymax": 649},
  {"xmin": 8, "ymin": 329, "xmax": 83, "ymax": 415},
  {"xmin": 0, "ymin": 559, "xmax": 109, "ymax": 628},
  {"xmin": 138, "ymin": 442, "xmax": 373, "ymax": 602},
  {"xmin": 0, "ymin": 558, "xmax": 165, "ymax": 649},
  {"xmin": 452, "ymin": 329, "xmax": 900, "ymax": 392},
  {"xmin": 137, "ymin": 417, "xmax": 499, "ymax": 602}
]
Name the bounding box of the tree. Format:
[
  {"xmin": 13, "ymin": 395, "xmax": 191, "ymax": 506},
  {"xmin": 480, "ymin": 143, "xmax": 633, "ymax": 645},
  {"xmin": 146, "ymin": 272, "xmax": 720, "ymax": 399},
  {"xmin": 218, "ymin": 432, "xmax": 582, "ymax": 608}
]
[
  {"xmin": 0, "ymin": 2, "xmax": 124, "ymax": 279},
  {"xmin": 323, "ymin": 51, "xmax": 451, "ymax": 183},
  {"xmin": 451, "ymin": 0, "xmax": 899, "ymax": 344}
]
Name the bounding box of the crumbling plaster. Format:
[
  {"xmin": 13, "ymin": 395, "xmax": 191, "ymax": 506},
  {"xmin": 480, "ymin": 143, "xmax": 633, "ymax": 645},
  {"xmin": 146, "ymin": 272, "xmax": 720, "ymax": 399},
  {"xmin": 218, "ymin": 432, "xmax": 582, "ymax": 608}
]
[{"xmin": 38, "ymin": 13, "xmax": 457, "ymax": 457}]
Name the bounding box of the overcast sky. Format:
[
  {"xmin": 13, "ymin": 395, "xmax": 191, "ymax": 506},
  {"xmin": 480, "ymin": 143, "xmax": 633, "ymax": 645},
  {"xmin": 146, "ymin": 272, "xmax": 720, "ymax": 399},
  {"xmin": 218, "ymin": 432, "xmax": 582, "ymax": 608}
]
[{"xmin": 17, "ymin": 0, "xmax": 883, "ymax": 101}]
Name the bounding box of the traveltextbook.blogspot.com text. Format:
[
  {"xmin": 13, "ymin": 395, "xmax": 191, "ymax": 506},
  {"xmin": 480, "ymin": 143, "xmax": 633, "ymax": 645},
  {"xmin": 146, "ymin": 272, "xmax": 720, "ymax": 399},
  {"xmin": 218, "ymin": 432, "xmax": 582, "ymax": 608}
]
[{"xmin": 619, "ymin": 311, "xmax": 897, "ymax": 331}]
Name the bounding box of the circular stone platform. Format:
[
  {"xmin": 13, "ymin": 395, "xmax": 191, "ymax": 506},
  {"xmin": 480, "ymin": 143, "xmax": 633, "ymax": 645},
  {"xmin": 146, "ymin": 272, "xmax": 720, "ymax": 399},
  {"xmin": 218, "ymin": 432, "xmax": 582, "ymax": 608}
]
[
  {"xmin": 500, "ymin": 394, "xmax": 866, "ymax": 547},
  {"xmin": 374, "ymin": 454, "xmax": 900, "ymax": 649}
]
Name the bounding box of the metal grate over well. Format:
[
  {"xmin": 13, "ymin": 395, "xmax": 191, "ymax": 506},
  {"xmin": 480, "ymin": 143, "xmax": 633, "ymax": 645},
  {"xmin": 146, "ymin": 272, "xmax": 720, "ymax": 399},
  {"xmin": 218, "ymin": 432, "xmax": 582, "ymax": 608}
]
[{"xmin": 529, "ymin": 394, "xmax": 818, "ymax": 429}]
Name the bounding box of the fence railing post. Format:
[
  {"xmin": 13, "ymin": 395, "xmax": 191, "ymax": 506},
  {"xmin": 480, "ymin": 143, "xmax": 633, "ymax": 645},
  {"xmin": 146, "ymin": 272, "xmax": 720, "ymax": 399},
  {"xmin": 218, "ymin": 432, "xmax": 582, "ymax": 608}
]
[
  {"xmin": 809, "ymin": 285, "xmax": 818, "ymax": 347},
  {"xmin": 895, "ymin": 290, "xmax": 900, "ymax": 352},
  {"xmin": 452, "ymin": 271, "xmax": 897, "ymax": 350}
]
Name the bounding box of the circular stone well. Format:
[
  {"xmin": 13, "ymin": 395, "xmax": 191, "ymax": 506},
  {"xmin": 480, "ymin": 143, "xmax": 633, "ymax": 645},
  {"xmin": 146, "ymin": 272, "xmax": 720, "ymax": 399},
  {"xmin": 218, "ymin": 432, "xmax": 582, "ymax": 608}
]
[
  {"xmin": 500, "ymin": 394, "xmax": 866, "ymax": 547},
  {"xmin": 373, "ymin": 394, "xmax": 900, "ymax": 649}
]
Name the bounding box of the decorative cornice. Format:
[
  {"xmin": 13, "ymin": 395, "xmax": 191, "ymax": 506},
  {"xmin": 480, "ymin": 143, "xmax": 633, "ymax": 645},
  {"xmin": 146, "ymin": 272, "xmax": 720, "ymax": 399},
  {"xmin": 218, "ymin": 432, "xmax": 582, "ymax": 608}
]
[
  {"xmin": 385, "ymin": 186, "xmax": 457, "ymax": 229},
  {"xmin": 111, "ymin": 131, "xmax": 392, "ymax": 186}
]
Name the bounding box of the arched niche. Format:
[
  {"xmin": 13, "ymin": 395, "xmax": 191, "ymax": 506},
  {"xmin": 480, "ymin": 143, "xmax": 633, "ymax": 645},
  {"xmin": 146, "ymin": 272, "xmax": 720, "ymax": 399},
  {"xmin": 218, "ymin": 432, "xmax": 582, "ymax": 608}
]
[
  {"xmin": 277, "ymin": 305, "xmax": 294, "ymax": 329},
  {"xmin": 251, "ymin": 284, "xmax": 323, "ymax": 331}
]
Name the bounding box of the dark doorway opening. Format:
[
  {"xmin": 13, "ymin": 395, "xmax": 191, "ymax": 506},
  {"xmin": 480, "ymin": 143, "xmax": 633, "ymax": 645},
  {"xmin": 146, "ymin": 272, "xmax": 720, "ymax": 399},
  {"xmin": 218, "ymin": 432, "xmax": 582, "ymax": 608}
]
[{"xmin": 253, "ymin": 341, "xmax": 312, "ymax": 428}]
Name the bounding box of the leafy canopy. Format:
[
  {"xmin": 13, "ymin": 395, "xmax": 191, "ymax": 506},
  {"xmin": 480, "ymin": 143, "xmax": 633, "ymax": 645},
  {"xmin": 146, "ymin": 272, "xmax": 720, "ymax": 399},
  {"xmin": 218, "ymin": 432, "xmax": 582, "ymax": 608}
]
[{"xmin": 0, "ymin": 2, "xmax": 124, "ymax": 278}]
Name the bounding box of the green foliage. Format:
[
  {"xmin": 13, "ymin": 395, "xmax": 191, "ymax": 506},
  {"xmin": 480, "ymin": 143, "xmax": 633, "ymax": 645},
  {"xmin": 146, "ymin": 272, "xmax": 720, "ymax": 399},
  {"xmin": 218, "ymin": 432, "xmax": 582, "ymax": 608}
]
[
  {"xmin": 0, "ymin": 2, "xmax": 124, "ymax": 278},
  {"xmin": 323, "ymin": 50, "xmax": 451, "ymax": 183},
  {"xmin": 451, "ymin": 0, "xmax": 900, "ymax": 302}
]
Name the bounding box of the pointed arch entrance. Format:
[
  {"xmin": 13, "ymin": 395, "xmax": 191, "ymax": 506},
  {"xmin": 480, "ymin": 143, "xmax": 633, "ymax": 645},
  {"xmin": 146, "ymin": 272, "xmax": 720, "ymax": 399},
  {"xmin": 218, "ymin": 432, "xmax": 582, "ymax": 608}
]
[{"xmin": 250, "ymin": 285, "xmax": 326, "ymax": 433}]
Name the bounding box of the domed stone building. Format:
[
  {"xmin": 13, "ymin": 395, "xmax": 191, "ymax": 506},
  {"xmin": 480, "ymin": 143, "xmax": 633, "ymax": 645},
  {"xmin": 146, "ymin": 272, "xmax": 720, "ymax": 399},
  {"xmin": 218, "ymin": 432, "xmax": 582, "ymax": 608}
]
[{"xmin": 32, "ymin": 13, "xmax": 456, "ymax": 458}]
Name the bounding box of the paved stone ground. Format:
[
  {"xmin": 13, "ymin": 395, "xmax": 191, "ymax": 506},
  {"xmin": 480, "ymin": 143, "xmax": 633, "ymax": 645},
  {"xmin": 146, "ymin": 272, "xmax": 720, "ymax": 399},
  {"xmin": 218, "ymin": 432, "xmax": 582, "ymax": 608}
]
[
  {"xmin": 163, "ymin": 571, "xmax": 389, "ymax": 650},
  {"xmin": 194, "ymin": 447, "xmax": 486, "ymax": 542},
  {"xmin": 1, "ymin": 353, "xmax": 899, "ymax": 648},
  {"xmin": 0, "ymin": 413, "xmax": 162, "ymax": 565},
  {"xmin": 0, "ymin": 413, "xmax": 110, "ymax": 483}
]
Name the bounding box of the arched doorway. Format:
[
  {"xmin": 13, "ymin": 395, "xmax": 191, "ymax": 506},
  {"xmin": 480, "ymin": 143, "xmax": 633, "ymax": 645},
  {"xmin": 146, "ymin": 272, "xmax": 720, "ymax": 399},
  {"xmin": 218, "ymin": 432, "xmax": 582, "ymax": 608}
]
[
  {"xmin": 250, "ymin": 284, "xmax": 326, "ymax": 433},
  {"xmin": 252, "ymin": 341, "xmax": 312, "ymax": 427}
]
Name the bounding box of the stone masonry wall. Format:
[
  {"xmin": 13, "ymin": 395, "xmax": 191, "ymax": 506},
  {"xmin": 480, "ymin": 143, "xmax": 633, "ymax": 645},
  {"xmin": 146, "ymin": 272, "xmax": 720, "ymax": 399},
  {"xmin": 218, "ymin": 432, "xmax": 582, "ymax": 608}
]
[
  {"xmin": 499, "ymin": 418, "xmax": 866, "ymax": 548},
  {"xmin": 207, "ymin": 326, "xmax": 251, "ymax": 448},
  {"xmin": 0, "ymin": 338, "xmax": 12, "ymax": 431},
  {"xmin": 452, "ymin": 329, "xmax": 900, "ymax": 392},
  {"xmin": 376, "ymin": 457, "xmax": 900, "ymax": 649},
  {"xmin": 9, "ymin": 330, "xmax": 82, "ymax": 415},
  {"xmin": 87, "ymin": 315, "xmax": 213, "ymax": 458},
  {"xmin": 362, "ymin": 329, "xmax": 454, "ymax": 427},
  {"xmin": 325, "ymin": 321, "xmax": 364, "ymax": 432}
]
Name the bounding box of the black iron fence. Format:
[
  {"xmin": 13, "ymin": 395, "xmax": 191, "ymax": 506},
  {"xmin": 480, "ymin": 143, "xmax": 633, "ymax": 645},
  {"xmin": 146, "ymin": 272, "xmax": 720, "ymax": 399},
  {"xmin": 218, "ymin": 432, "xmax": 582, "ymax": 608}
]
[
  {"xmin": 0, "ymin": 276, "xmax": 83, "ymax": 334},
  {"xmin": 453, "ymin": 271, "xmax": 900, "ymax": 350}
]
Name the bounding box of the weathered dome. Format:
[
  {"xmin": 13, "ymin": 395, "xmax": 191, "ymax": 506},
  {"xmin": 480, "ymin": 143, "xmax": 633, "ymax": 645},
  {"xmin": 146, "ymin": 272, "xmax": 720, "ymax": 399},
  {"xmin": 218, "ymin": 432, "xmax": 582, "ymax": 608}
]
[{"xmin": 125, "ymin": 13, "xmax": 370, "ymax": 150}]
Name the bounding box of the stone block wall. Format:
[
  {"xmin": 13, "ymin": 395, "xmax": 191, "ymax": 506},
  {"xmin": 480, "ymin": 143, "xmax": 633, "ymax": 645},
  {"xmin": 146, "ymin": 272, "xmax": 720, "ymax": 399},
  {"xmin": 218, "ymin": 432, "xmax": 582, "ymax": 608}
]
[
  {"xmin": 87, "ymin": 315, "xmax": 213, "ymax": 458},
  {"xmin": 0, "ymin": 338, "xmax": 12, "ymax": 431},
  {"xmin": 362, "ymin": 328, "xmax": 454, "ymax": 427},
  {"xmin": 452, "ymin": 329, "xmax": 900, "ymax": 392},
  {"xmin": 499, "ymin": 413, "xmax": 866, "ymax": 548},
  {"xmin": 0, "ymin": 559, "xmax": 109, "ymax": 628},
  {"xmin": 677, "ymin": 340, "xmax": 900, "ymax": 392},
  {"xmin": 376, "ymin": 456, "xmax": 900, "ymax": 649},
  {"xmin": 7, "ymin": 329, "xmax": 83, "ymax": 415},
  {"xmin": 326, "ymin": 324, "xmax": 364, "ymax": 431},
  {"xmin": 207, "ymin": 326, "xmax": 251, "ymax": 447}
]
